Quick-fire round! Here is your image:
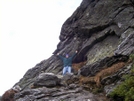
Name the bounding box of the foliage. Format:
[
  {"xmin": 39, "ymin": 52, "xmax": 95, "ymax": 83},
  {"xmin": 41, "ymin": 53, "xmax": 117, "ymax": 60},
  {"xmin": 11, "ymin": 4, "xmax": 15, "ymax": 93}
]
[
  {"xmin": 129, "ymin": 54, "xmax": 134, "ymax": 61},
  {"xmin": 110, "ymin": 75, "xmax": 134, "ymax": 101},
  {"xmin": 109, "ymin": 54, "xmax": 134, "ymax": 101}
]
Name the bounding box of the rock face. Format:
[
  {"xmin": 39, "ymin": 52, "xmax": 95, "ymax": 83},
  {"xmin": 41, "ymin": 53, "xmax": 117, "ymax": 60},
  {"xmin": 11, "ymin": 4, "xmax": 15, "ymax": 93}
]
[
  {"xmin": 80, "ymin": 54, "xmax": 129, "ymax": 77},
  {"xmin": 2, "ymin": 0, "xmax": 134, "ymax": 101}
]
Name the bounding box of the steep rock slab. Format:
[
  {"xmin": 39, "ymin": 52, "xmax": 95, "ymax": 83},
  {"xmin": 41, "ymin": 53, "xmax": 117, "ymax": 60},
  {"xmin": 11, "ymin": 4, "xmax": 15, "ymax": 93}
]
[
  {"xmin": 12, "ymin": 0, "xmax": 134, "ymax": 100},
  {"xmin": 54, "ymin": 0, "xmax": 134, "ymax": 63},
  {"xmin": 115, "ymin": 32, "xmax": 134, "ymax": 55}
]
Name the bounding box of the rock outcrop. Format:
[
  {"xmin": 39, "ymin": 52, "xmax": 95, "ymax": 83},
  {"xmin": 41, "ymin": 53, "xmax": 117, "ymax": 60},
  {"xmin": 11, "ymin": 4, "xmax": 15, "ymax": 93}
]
[
  {"xmin": 32, "ymin": 73, "xmax": 60, "ymax": 88},
  {"xmin": 1, "ymin": 0, "xmax": 134, "ymax": 101},
  {"xmin": 1, "ymin": 85, "xmax": 21, "ymax": 101}
]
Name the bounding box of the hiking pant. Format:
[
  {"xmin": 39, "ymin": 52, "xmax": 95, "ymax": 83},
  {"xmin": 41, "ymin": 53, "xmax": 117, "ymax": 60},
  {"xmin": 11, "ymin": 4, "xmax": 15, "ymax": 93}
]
[{"xmin": 63, "ymin": 66, "xmax": 71, "ymax": 75}]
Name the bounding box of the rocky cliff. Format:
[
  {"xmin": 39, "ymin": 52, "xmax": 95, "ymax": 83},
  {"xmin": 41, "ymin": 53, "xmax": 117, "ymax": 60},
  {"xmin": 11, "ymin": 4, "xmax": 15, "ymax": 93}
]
[{"xmin": 1, "ymin": 0, "xmax": 134, "ymax": 101}]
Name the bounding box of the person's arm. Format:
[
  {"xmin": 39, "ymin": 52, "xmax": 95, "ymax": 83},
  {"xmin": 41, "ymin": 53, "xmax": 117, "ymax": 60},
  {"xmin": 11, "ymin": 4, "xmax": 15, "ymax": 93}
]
[{"xmin": 57, "ymin": 53, "xmax": 64, "ymax": 60}]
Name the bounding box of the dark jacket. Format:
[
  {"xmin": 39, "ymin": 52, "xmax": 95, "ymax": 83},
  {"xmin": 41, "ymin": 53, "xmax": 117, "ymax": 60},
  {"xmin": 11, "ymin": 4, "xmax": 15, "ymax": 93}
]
[{"xmin": 58, "ymin": 53, "xmax": 76, "ymax": 67}]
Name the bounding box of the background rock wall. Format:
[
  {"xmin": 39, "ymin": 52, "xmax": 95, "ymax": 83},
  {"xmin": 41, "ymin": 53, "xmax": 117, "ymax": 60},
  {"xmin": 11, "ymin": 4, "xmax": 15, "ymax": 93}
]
[{"xmin": 2, "ymin": 0, "xmax": 134, "ymax": 101}]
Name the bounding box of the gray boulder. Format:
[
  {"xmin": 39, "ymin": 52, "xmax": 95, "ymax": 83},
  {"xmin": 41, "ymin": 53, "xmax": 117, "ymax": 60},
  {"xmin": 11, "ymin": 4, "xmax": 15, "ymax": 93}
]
[{"xmin": 33, "ymin": 73, "xmax": 60, "ymax": 88}]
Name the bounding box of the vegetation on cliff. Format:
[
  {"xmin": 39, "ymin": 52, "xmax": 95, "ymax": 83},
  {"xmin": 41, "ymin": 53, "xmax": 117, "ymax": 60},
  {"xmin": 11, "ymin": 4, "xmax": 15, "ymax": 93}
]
[{"xmin": 110, "ymin": 54, "xmax": 134, "ymax": 101}]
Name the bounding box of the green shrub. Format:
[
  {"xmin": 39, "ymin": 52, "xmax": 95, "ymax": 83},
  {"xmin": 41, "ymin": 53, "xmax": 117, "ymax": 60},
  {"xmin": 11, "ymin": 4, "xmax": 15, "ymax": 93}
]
[
  {"xmin": 109, "ymin": 62, "xmax": 134, "ymax": 101},
  {"xmin": 110, "ymin": 75, "xmax": 134, "ymax": 101},
  {"xmin": 129, "ymin": 54, "xmax": 134, "ymax": 62}
]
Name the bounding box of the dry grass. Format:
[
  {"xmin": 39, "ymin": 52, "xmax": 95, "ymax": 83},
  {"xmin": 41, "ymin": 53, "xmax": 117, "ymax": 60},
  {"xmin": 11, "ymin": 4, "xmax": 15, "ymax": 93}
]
[
  {"xmin": 79, "ymin": 62, "xmax": 126, "ymax": 87},
  {"xmin": 1, "ymin": 89, "xmax": 18, "ymax": 101},
  {"xmin": 72, "ymin": 61, "xmax": 87, "ymax": 72},
  {"xmin": 94, "ymin": 62, "xmax": 125, "ymax": 86}
]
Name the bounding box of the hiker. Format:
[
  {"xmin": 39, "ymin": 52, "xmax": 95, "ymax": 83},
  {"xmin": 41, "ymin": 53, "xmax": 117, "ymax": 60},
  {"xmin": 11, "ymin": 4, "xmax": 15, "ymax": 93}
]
[{"xmin": 57, "ymin": 50, "xmax": 78, "ymax": 75}]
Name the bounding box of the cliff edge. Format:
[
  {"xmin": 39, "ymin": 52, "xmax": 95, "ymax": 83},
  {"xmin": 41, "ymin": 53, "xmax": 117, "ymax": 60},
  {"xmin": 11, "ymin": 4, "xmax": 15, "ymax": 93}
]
[{"xmin": 1, "ymin": 0, "xmax": 134, "ymax": 101}]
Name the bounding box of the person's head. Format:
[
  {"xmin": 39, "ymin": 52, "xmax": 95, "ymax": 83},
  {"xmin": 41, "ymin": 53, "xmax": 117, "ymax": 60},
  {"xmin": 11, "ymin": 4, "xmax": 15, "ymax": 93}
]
[{"xmin": 66, "ymin": 54, "xmax": 69, "ymax": 58}]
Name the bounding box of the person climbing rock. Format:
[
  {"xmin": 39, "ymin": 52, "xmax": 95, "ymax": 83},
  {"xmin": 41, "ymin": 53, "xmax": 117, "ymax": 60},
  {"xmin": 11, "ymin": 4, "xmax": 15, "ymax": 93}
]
[{"xmin": 57, "ymin": 50, "xmax": 78, "ymax": 75}]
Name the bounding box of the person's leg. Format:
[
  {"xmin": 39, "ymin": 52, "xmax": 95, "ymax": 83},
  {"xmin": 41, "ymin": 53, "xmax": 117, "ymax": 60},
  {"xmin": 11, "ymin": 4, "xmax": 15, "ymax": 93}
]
[
  {"xmin": 67, "ymin": 66, "xmax": 71, "ymax": 74},
  {"xmin": 63, "ymin": 66, "xmax": 67, "ymax": 75}
]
